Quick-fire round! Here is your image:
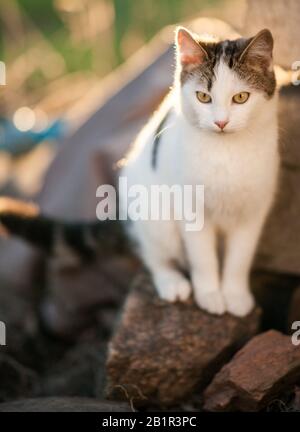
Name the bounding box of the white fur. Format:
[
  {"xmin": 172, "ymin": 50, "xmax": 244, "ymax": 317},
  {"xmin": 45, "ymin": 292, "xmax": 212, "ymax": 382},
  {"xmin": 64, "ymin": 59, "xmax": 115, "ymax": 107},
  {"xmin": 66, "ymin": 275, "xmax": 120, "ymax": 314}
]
[{"xmin": 119, "ymin": 56, "xmax": 279, "ymax": 317}]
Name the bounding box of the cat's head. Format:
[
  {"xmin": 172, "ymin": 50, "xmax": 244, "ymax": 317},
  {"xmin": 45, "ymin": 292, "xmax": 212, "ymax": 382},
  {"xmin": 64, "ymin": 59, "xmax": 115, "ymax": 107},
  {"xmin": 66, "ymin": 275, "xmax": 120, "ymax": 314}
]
[{"xmin": 175, "ymin": 27, "xmax": 276, "ymax": 134}]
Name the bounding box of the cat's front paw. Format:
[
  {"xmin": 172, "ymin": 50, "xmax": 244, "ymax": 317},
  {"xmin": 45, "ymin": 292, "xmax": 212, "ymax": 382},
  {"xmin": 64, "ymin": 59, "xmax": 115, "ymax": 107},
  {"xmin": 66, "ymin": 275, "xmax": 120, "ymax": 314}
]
[
  {"xmin": 223, "ymin": 289, "xmax": 255, "ymax": 317},
  {"xmin": 157, "ymin": 276, "xmax": 192, "ymax": 303},
  {"xmin": 194, "ymin": 290, "xmax": 226, "ymax": 315}
]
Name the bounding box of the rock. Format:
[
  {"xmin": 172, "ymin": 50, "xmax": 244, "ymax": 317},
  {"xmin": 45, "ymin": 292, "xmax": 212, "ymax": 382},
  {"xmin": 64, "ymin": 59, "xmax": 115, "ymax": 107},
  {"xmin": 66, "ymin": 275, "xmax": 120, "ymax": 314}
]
[
  {"xmin": 0, "ymin": 397, "xmax": 132, "ymax": 412},
  {"xmin": 0, "ymin": 285, "xmax": 39, "ymax": 367},
  {"xmin": 288, "ymin": 286, "xmax": 300, "ymax": 331},
  {"xmin": 40, "ymin": 341, "xmax": 107, "ymax": 398},
  {"xmin": 41, "ymin": 254, "xmax": 139, "ymax": 338},
  {"xmin": 291, "ymin": 386, "xmax": 300, "ymax": 411},
  {"xmin": 269, "ymin": 385, "xmax": 300, "ymax": 412},
  {"xmin": 105, "ymin": 273, "xmax": 261, "ymax": 408},
  {"xmin": 251, "ymin": 271, "xmax": 296, "ymax": 332},
  {"xmin": 0, "ymin": 354, "xmax": 38, "ymax": 402},
  {"xmin": 0, "ymin": 277, "xmax": 79, "ymax": 372},
  {"xmin": 204, "ymin": 330, "xmax": 300, "ymax": 412}
]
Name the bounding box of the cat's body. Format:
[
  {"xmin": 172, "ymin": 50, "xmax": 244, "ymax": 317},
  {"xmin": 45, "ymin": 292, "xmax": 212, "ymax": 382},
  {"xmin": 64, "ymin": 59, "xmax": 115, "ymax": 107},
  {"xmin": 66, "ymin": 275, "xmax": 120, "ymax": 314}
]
[
  {"xmin": 120, "ymin": 28, "xmax": 279, "ymax": 316},
  {"xmin": 0, "ymin": 28, "xmax": 279, "ymax": 318}
]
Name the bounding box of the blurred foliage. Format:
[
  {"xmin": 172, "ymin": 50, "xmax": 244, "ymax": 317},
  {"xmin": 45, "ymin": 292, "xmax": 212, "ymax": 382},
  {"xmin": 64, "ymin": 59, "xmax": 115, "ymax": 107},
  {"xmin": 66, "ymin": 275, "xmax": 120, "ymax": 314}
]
[
  {"xmin": 0, "ymin": 0, "xmax": 223, "ymax": 195},
  {"xmin": 0, "ymin": 0, "xmax": 220, "ymax": 74},
  {"xmin": 0, "ymin": 0, "xmax": 221, "ymax": 118}
]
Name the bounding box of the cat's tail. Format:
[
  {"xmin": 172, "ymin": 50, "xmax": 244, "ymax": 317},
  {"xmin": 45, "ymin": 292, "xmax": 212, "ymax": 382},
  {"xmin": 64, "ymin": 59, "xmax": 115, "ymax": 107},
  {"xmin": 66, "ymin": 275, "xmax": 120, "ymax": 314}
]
[{"xmin": 0, "ymin": 197, "xmax": 130, "ymax": 264}]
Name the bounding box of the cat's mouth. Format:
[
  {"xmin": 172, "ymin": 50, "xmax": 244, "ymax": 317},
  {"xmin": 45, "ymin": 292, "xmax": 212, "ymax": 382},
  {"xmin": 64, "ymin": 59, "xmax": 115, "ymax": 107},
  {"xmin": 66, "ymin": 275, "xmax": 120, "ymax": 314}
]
[
  {"xmin": 214, "ymin": 128, "xmax": 230, "ymax": 134},
  {"xmin": 199, "ymin": 125, "xmax": 235, "ymax": 134},
  {"xmin": 213, "ymin": 126, "xmax": 238, "ymax": 135}
]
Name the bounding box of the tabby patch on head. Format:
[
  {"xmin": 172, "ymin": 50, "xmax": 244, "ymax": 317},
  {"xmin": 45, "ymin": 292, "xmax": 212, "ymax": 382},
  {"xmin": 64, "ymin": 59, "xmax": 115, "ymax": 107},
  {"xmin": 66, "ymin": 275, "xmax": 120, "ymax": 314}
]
[
  {"xmin": 175, "ymin": 27, "xmax": 276, "ymax": 133},
  {"xmin": 176, "ymin": 27, "xmax": 275, "ymax": 96}
]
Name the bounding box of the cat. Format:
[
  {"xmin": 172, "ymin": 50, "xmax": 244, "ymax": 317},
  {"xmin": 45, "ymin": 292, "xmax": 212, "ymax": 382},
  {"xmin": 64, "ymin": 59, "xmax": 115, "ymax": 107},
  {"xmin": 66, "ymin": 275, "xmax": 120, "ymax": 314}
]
[
  {"xmin": 0, "ymin": 27, "xmax": 279, "ymax": 318},
  {"xmin": 119, "ymin": 27, "xmax": 279, "ymax": 317}
]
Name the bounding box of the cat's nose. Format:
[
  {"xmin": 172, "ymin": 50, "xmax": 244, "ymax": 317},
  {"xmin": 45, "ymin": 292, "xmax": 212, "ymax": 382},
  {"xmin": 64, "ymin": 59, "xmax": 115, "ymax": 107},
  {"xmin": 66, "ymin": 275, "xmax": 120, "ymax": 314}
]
[{"xmin": 214, "ymin": 120, "xmax": 228, "ymax": 130}]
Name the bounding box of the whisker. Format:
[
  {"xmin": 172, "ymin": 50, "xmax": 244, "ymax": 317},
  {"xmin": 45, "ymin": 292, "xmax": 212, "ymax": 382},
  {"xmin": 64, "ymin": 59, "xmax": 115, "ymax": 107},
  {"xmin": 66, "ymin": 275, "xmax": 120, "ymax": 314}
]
[{"xmin": 153, "ymin": 122, "xmax": 176, "ymax": 141}]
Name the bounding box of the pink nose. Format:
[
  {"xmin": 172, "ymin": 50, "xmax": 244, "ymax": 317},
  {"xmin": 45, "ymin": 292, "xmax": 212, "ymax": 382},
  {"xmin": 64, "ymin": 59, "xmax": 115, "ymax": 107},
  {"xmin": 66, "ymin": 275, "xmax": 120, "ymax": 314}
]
[{"xmin": 214, "ymin": 120, "xmax": 228, "ymax": 130}]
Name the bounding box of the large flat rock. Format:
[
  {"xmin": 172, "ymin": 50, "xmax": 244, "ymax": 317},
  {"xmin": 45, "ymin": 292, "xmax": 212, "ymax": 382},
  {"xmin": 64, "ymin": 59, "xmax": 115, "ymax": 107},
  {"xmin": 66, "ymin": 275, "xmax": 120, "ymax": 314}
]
[{"xmin": 106, "ymin": 273, "xmax": 261, "ymax": 408}]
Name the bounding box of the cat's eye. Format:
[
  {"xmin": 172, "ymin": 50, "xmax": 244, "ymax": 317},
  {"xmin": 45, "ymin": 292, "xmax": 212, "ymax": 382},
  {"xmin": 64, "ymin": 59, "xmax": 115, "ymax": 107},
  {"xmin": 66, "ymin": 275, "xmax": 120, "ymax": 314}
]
[
  {"xmin": 196, "ymin": 91, "xmax": 211, "ymax": 103},
  {"xmin": 232, "ymin": 92, "xmax": 250, "ymax": 104}
]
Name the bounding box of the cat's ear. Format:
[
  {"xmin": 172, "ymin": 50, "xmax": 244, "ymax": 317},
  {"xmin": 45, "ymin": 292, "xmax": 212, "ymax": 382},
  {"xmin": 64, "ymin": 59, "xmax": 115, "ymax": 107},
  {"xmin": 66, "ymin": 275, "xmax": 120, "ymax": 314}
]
[
  {"xmin": 239, "ymin": 29, "xmax": 274, "ymax": 70},
  {"xmin": 176, "ymin": 27, "xmax": 208, "ymax": 69}
]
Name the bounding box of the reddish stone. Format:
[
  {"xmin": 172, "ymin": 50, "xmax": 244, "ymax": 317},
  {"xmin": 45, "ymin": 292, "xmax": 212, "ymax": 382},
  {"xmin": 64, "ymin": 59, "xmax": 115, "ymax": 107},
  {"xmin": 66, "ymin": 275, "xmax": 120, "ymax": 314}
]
[
  {"xmin": 204, "ymin": 330, "xmax": 300, "ymax": 412},
  {"xmin": 106, "ymin": 273, "xmax": 261, "ymax": 408}
]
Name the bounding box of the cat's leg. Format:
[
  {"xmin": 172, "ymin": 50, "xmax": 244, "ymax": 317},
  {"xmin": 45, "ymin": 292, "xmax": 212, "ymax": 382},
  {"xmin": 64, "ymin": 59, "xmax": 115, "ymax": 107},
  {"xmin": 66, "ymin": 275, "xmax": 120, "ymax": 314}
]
[
  {"xmin": 151, "ymin": 263, "xmax": 192, "ymax": 302},
  {"xmin": 222, "ymin": 214, "xmax": 265, "ymax": 317},
  {"xmin": 136, "ymin": 220, "xmax": 192, "ymax": 302},
  {"xmin": 183, "ymin": 220, "xmax": 225, "ymax": 315}
]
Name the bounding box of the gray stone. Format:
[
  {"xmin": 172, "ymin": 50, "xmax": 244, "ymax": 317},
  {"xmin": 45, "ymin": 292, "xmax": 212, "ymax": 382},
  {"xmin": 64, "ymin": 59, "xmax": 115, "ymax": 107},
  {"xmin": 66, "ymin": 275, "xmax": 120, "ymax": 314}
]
[
  {"xmin": 0, "ymin": 354, "xmax": 38, "ymax": 402},
  {"xmin": 0, "ymin": 397, "xmax": 131, "ymax": 412},
  {"xmin": 39, "ymin": 342, "xmax": 107, "ymax": 398}
]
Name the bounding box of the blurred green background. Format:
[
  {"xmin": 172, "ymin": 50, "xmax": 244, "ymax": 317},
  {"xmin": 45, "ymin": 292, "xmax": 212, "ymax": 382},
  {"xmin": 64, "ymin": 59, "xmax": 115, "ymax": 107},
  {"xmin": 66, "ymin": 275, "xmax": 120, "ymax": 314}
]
[
  {"xmin": 0, "ymin": 0, "xmax": 221, "ymax": 117},
  {"xmin": 0, "ymin": 0, "xmax": 227, "ymax": 198},
  {"xmin": 1, "ymin": 0, "xmax": 221, "ymax": 72}
]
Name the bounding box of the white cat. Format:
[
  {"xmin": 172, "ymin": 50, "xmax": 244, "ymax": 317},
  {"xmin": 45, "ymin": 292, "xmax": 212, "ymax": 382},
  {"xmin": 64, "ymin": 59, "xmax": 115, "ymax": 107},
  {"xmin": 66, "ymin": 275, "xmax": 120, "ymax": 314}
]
[
  {"xmin": 0, "ymin": 27, "xmax": 279, "ymax": 319},
  {"xmin": 120, "ymin": 27, "xmax": 279, "ymax": 317}
]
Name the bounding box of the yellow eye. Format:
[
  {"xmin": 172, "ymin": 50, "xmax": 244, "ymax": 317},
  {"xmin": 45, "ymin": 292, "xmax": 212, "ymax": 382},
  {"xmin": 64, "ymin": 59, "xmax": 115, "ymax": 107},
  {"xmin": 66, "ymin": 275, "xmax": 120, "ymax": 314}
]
[
  {"xmin": 232, "ymin": 92, "xmax": 250, "ymax": 104},
  {"xmin": 196, "ymin": 91, "xmax": 211, "ymax": 103}
]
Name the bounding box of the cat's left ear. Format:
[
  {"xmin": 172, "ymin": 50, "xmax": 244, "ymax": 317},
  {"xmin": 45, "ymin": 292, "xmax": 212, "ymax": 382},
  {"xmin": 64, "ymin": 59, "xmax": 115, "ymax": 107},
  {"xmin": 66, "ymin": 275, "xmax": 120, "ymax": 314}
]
[
  {"xmin": 176, "ymin": 27, "xmax": 208, "ymax": 69},
  {"xmin": 239, "ymin": 29, "xmax": 274, "ymax": 70}
]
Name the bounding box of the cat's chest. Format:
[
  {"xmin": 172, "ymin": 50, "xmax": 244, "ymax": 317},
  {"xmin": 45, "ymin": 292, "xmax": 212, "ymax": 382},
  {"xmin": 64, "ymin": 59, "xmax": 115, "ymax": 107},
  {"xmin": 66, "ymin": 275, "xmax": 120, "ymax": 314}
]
[
  {"xmin": 186, "ymin": 144, "xmax": 256, "ymax": 186},
  {"xmin": 183, "ymin": 140, "xmax": 274, "ymax": 216}
]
